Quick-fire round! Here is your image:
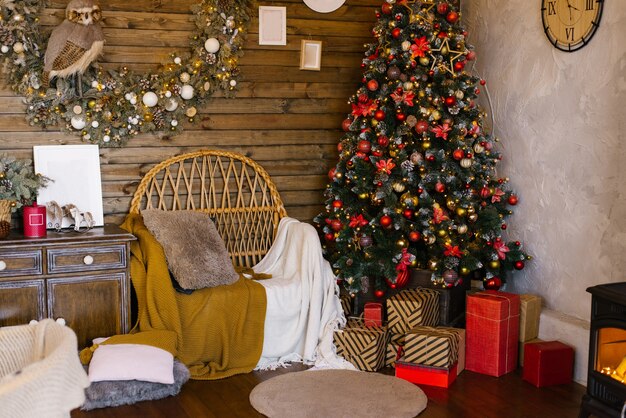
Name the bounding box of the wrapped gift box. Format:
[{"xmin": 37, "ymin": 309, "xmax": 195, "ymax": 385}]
[
  {"xmin": 339, "ymin": 294, "xmax": 352, "ymax": 318},
  {"xmin": 522, "ymin": 340, "xmax": 574, "ymax": 387},
  {"xmin": 456, "ymin": 328, "xmax": 466, "ymax": 375},
  {"xmin": 403, "ymin": 326, "xmax": 462, "ymax": 368},
  {"xmin": 386, "ymin": 288, "xmax": 439, "ymax": 335},
  {"xmin": 334, "ymin": 318, "xmax": 387, "ymax": 371},
  {"xmin": 364, "ymin": 302, "xmax": 383, "ymax": 327},
  {"xmin": 411, "ymin": 269, "xmax": 470, "ymax": 327},
  {"xmin": 519, "ymin": 338, "xmax": 543, "ymax": 366},
  {"xmin": 466, "ymin": 291, "xmax": 520, "ymax": 377},
  {"xmin": 395, "ymin": 358, "xmax": 458, "ymax": 388},
  {"xmin": 519, "ymin": 294, "xmax": 542, "ymax": 342}
]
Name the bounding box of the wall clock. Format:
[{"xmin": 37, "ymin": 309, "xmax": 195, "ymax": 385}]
[
  {"xmin": 541, "ymin": 0, "xmax": 604, "ymax": 52},
  {"xmin": 303, "ymin": 0, "xmax": 346, "ymax": 13}
]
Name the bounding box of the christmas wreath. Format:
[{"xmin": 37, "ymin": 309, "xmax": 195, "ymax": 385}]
[{"xmin": 0, "ymin": 0, "xmax": 252, "ymax": 146}]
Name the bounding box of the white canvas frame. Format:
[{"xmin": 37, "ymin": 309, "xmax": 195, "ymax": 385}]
[
  {"xmin": 258, "ymin": 6, "xmax": 287, "ymax": 46},
  {"xmin": 33, "ymin": 145, "xmax": 104, "ymax": 228},
  {"xmin": 300, "ymin": 40, "xmax": 322, "ymax": 71}
]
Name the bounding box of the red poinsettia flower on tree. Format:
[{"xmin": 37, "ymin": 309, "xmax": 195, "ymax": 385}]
[
  {"xmin": 491, "ymin": 188, "xmax": 505, "ymax": 203},
  {"xmin": 376, "ymin": 158, "xmax": 396, "ymax": 174},
  {"xmin": 430, "ymin": 123, "xmax": 452, "ymax": 140},
  {"xmin": 411, "ymin": 36, "xmax": 430, "ymax": 59},
  {"xmin": 351, "ymin": 94, "xmax": 377, "ymax": 117},
  {"xmin": 444, "ymin": 243, "xmax": 463, "ymax": 258},
  {"xmin": 349, "ymin": 214, "xmax": 369, "ymax": 228},
  {"xmin": 390, "ymin": 90, "xmax": 415, "ymax": 106},
  {"xmin": 493, "ymin": 240, "xmax": 510, "ymax": 260},
  {"xmin": 432, "ymin": 203, "xmax": 449, "ymax": 224}
]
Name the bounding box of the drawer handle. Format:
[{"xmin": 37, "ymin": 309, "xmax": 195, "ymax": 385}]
[
  {"xmin": 83, "ymin": 255, "xmax": 94, "ymax": 265},
  {"xmin": 0, "ymin": 260, "xmax": 5, "ymax": 271}
]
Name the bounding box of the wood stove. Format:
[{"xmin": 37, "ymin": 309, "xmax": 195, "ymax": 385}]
[{"xmin": 580, "ymin": 283, "xmax": 626, "ymax": 418}]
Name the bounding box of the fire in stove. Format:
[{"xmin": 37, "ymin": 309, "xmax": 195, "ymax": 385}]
[{"xmin": 596, "ymin": 328, "xmax": 626, "ymax": 385}]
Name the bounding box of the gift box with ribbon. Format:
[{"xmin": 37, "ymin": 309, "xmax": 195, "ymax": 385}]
[
  {"xmin": 403, "ymin": 326, "xmax": 463, "ymax": 368},
  {"xmin": 333, "ymin": 318, "xmax": 388, "ymax": 371},
  {"xmin": 519, "ymin": 294, "xmax": 542, "ymax": 342},
  {"xmin": 386, "ymin": 288, "xmax": 439, "ymax": 335}
]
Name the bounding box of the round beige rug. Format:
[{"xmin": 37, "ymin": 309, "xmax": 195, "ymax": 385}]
[{"xmin": 249, "ymin": 369, "xmax": 427, "ymax": 418}]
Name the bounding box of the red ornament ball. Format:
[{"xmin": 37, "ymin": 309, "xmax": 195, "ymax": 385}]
[
  {"xmin": 357, "ymin": 140, "xmax": 372, "ymax": 154},
  {"xmin": 377, "ymin": 135, "xmax": 389, "ymax": 147},
  {"xmin": 435, "ymin": 182, "xmax": 446, "ymax": 193},
  {"xmin": 480, "ymin": 79, "xmax": 486, "ymax": 85},
  {"xmin": 501, "ymin": 224, "xmax": 507, "ymax": 230},
  {"xmin": 402, "ymin": 208, "xmax": 413, "ymax": 219},
  {"xmin": 426, "ymin": 154, "xmax": 435, "ymax": 162},
  {"xmin": 514, "ymin": 261, "xmax": 525, "ymax": 270},
  {"xmin": 415, "ymin": 120, "xmax": 429, "ymax": 134},
  {"xmin": 437, "ymin": 31, "xmax": 447, "ymax": 39},
  {"xmin": 391, "ymin": 27, "xmax": 402, "ymax": 38},
  {"xmin": 330, "ymin": 219, "xmax": 343, "ymax": 231},
  {"xmin": 452, "ymin": 149, "xmax": 464, "ymax": 160},
  {"xmin": 508, "ymin": 195, "xmax": 519, "ymax": 205},
  {"xmin": 395, "ymin": 269, "xmax": 409, "ymax": 288},
  {"xmin": 466, "ymin": 50, "xmax": 476, "ymax": 61},
  {"xmin": 453, "ymin": 61, "xmax": 465, "ymax": 72},
  {"xmin": 381, "ymin": 2, "xmax": 392, "ymax": 14},
  {"xmin": 374, "ymin": 289, "xmax": 385, "ymax": 298},
  {"xmin": 446, "ymin": 11, "xmax": 459, "ymax": 23},
  {"xmin": 342, "ymin": 118, "xmax": 353, "ymax": 132},
  {"xmin": 484, "ymin": 277, "xmax": 502, "ymax": 291},
  {"xmin": 408, "ymin": 230, "xmax": 421, "ymax": 242},
  {"xmin": 444, "ymin": 96, "xmax": 456, "ymax": 107},
  {"xmin": 396, "ymin": 112, "xmax": 406, "ymax": 122},
  {"xmin": 436, "ymin": 2, "xmax": 449, "ymax": 14},
  {"xmin": 386, "ymin": 278, "xmax": 397, "ymax": 290},
  {"xmin": 328, "ymin": 168, "xmax": 336, "ymax": 180},
  {"xmin": 324, "ymin": 233, "xmax": 335, "ymax": 242},
  {"xmin": 367, "ymin": 79, "xmax": 379, "ymax": 91},
  {"xmin": 380, "ymin": 215, "xmax": 392, "ymax": 228},
  {"xmin": 332, "ymin": 200, "xmax": 343, "ymax": 209},
  {"xmin": 374, "ymin": 110, "xmax": 386, "ymax": 121}
]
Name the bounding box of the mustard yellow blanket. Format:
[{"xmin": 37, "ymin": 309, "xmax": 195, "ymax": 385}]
[{"xmin": 81, "ymin": 213, "xmax": 267, "ymax": 380}]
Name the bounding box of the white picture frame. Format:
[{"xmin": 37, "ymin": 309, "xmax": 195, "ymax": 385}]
[
  {"xmin": 259, "ymin": 6, "xmax": 287, "ymax": 46},
  {"xmin": 33, "ymin": 145, "xmax": 104, "ymax": 229},
  {"xmin": 300, "ymin": 40, "xmax": 322, "ymax": 71}
]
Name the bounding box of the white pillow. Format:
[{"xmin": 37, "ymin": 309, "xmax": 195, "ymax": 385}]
[{"xmin": 88, "ymin": 344, "xmax": 175, "ymax": 384}]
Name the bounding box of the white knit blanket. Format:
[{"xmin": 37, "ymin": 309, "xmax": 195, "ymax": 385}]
[
  {"xmin": 253, "ymin": 217, "xmax": 355, "ymax": 371},
  {"xmin": 0, "ymin": 319, "xmax": 89, "ymax": 418}
]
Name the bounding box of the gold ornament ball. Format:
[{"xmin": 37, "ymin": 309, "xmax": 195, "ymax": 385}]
[
  {"xmin": 389, "ymin": 149, "xmax": 398, "ymax": 157},
  {"xmin": 0, "ymin": 172, "xmax": 4, "ymax": 179},
  {"xmin": 489, "ymin": 260, "xmax": 501, "ymax": 269},
  {"xmin": 422, "ymin": 141, "xmax": 431, "ymax": 150},
  {"xmin": 468, "ymin": 213, "xmax": 478, "ymax": 222},
  {"xmin": 446, "ymin": 199, "xmax": 456, "ymax": 210},
  {"xmin": 432, "ymin": 110, "xmax": 442, "ymax": 120},
  {"xmin": 144, "ymin": 112, "xmax": 154, "ymax": 122},
  {"xmin": 396, "ymin": 238, "xmax": 408, "ymax": 248},
  {"xmin": 358, "ymin": 192, "xmax": 369, "ymax": 200},
  {"xmin": 456, "ymin": 207, "xmax": 467, "ymax": 217},
  {"xmin": 467, "ymin": 206, "xmax": 476, "ymax": 214},
  {"xmin": 419, "ymin": 57, "xmax": 430, "ymax": 66},
  {"xmin": 392, "ymin": 182, "xmax": 406, "ymax": 193},
  {"xmin": 437, "ymin": 229, "xmax": 447, "ymax": 237},
  {"xmin": 428, "ymin": 259, "xmax": 438, "ymax": 271},
  {"xmin": 460, "ymin": 266, "xmax": 470, "ymax": 275},
  {"xmin": 88, "ymin": 100, "xmax": 96, "ymax": 109},
  {"xmin": 10, "ymin": 201, "xmax": 16, "ymax": 207}
]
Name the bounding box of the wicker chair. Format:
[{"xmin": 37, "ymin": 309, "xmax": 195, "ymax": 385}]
[{"xmin": 129, "ymin": 150, "xmax": 287, "ymax": 268}]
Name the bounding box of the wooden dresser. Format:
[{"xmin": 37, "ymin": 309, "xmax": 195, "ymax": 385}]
[{"xmin": 0, "ymin": 225, "xmax": 135, "ymax": 348}]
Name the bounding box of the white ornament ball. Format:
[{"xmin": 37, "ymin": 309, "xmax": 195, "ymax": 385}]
[
  {"xmin": 165, "ymin": 90, "xmax": 172, "ymax": 98},
  {"xmin": 180, "ymin": 72, "xmax": 191, "ymax": 83},
  {"xmin": 13, "ymin": 42, "xmax": 24, "ymax": 53},
  {"xmin": 229, "ymin": 79, "xmax": 237, "ymax": 87},
  {"xmin": 103, "ymin": 135, "xmax": 111, "ymax": 143},
  {"xmin": 174, "ymin": 57, "xmax": 182, "ymax": 64},
  {"xmin": 142, "ymin": 91, "xmax": 159, "ymax": 107},
  {"xmin": 180, "ymin": 84, "xmax": 195, "ymax": 100},
  {"xmin": 165, "ymin": 99, "xmax": 179, "ymax": 112},
  {"xmin": 0, "ymin": 45, "xmax": 8, "ymax": 53},
  {"xmin": 130, "ymin": 97, "xmax": 137, "ymax": 105},
  {"xmin": 70, "ymin": 116, "xmax": 86, "ymax": 130},
  {"xmin": 203, "ymin": 82, "xmax": 211, "ymax": 91},
  {"xmin": 124, "ymin": 93, "xmax": 132, "ymax": 100},
  {"xmin": 83, "ymin": 134, "xmax": 91, "ymax": 140},
  {"xmin": 171, "ymin": 120, "xmax": 179, "ymax": 127},
  {"xmin": 460, "ymin": 158, "xmax": 472, "ymax": 168},
  {"xmin": 91, "ymin": 80, "xmax": 99, "ymax": 88},
  {"xmin": 204, "ymin": 38, "xmax": 220, "ymax": 53},
  {"xmin": 401, "ymin": 41, "xmax": 411, "ymax": 51},
  {"xmin": 73, "ymin": 105, "xmax": 82, "ymax": 115},
  {"xmin": 91, "ymin": 121, "xmax": 99, "ymax": 128}
]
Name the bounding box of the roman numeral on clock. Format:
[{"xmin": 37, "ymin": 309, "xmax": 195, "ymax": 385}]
[
  {"xmin": 548, "ymin": 1, "xmax": 556, "ymax": 15},
  {"xmin": 586, "ymin": 0, "xmax": 594, "ymax": 10},
  {"xmin": 565, "ymin": 27, "xmax": 574, "ymax": 40}
]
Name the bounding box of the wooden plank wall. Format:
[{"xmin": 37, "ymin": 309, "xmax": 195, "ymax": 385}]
[{"xmin": 0, "ymin": 0, "xmax": 379, "ymax": 225}]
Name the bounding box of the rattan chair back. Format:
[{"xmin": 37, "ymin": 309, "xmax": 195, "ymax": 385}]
[{"xmin": 129, "ymin": 150, "xmax": 287, "ymax": 268}]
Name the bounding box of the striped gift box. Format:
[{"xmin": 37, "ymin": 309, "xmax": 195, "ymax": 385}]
[
  {"xmin": 334, "ymin": 318, "xmax": 387, "ymax": 371},
  {"xmin": 403, "ymin": 326, "xmax": 463, "ymax": 368},
  {"xmin": 385, "ymin": 333, "xmax": 405, "ymax": 368},
  {"xmin": 339, "ymin": 294, "xmax": 352, "ymax": 317},
  {"xmin": 386, "ymin": 288, "xmax": 439, "ymax": 335}
]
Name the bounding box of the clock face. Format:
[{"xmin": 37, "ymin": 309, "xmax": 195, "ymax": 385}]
[{"xmin": 541, "ymin": 0, "xmax": 604, "ymax": 52}]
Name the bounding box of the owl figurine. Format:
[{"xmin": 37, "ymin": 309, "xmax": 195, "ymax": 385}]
[{"xmin": 43, "ymin": 0, "xmax": 104, "ymax": 87}]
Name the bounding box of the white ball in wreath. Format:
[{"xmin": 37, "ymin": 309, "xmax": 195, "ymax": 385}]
[
  {"xmin": 13, "ymin": 42, "xmax": 24, "ymax": 53},
  {"xmin": 142, "ymin": 92, "xmax": 159, "ymax": 107},
  {"xmin": 165, "ymin": 99, "xmax": 179, "ymax": 112},
  {"xmin": 180, "ymin": 72, "xmax": 191, "ymax": 83},
  {"xmin": 204, "ymin": 38, "xmax": 220, "ymax": 54},
  {"xmin": 180, "ymin": 85, "xmax": 195, "ymax": 100},
  {"xmin": 229, "ymin": 79, "xmax": 237, "ymax": 87},
  {"xmin": 70, "ymin": 116, "xmax": 86, "ymax": 130},
  {"xmin": 0, "ymin": 45, "xmax": 8, "ymax": 53}
]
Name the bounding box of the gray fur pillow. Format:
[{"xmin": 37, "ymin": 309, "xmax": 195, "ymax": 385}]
[{"xmin": 142, "ymin": 209, "xmax": 239, "ymax": 289}]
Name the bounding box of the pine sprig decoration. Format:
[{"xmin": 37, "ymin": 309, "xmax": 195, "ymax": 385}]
[
  {"xmin": 0, "ymin": 153, "xmax": 50, "ymax": 211},
  {"xmin": 0, "ymin": 0, "xmax": 253, "ymax": 146}
]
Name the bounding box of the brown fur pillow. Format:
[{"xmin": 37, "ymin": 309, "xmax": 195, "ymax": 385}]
[{"xmin": 141, "ymin": 209, "xmax": 239, "ymax": 289}]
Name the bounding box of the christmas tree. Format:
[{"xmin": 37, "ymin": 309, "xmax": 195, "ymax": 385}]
[{"xmin": 315, "ymin": 0, "xmax": 531, "ymax": 298}]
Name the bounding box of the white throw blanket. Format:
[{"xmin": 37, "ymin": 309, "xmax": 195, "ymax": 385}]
[{"xmin": 253, "ymin": 217, "xmax": 355, "ymax": 370}]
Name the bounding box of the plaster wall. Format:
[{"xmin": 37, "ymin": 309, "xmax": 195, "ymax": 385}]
[{"xmin": 462, "ymin": 1, "xmax": 626, "ymax": 322}]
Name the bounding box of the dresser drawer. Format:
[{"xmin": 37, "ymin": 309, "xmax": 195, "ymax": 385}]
[
  {"xmin": 0, "ymin": 249, "xmax": 43, "ymax": 278},
  {"xmin": 47, "ymin": 244, "xmax": 127, "ymax": 274}
]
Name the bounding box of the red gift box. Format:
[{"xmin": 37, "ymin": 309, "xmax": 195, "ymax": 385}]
[
  {"xmin": 364, "ymin": 302, "xmax": 383, "ymax": 327},
  {"xmin": 395, "ymin": 358, "xmax": 457, "ymax": 388},
  {"xmin": 522, "ymin": 341, "xmax": 574, "ymax": 387},
  {"xmin": 466, "ymin": 291, "xmax": 520, "ymax": 377}
]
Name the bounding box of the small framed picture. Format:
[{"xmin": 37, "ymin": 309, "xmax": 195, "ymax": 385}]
[
  {"xmin": 259, "ymin": 6, "xmax": 287, "ymax": 46},
  {"xmin": 300, "ymin": 40, "xmax": 322, "ymax": 71}
]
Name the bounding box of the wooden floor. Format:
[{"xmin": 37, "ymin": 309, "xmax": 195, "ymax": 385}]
[{"xmin": 71, "ymin": 363, "xmax": 587, "ymax": 418}]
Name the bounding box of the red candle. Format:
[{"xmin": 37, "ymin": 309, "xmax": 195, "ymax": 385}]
[{"xmin": 23, "ymin": 204, "xmax": 47, "ymax": 238}]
